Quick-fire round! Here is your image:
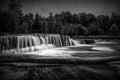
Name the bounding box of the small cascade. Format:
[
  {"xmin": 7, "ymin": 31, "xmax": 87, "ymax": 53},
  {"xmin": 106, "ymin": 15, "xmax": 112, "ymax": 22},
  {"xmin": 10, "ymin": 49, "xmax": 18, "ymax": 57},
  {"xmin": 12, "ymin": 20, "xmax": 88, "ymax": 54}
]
[
  {"xmin": 69, "ymin": 39, "xmax": 80, "ymax": 46},
  {"xmin": 0, "ymin": 34, "xmax": 78, "ymax": 54}
]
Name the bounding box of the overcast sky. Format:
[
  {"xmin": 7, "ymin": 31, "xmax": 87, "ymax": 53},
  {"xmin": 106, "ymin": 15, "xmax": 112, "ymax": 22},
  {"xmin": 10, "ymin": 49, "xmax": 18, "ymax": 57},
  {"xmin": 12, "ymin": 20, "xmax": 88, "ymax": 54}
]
[{"xmin": 0, "ymin": 0, "xmax": 120, "ymax": 17}]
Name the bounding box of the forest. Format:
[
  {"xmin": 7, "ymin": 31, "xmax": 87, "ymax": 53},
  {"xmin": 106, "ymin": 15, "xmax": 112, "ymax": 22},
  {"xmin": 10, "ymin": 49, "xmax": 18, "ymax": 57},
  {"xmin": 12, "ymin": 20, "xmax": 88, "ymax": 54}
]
[{"xmin": 0, "ymin": 0, "xmax": 120, "ymax": 36}]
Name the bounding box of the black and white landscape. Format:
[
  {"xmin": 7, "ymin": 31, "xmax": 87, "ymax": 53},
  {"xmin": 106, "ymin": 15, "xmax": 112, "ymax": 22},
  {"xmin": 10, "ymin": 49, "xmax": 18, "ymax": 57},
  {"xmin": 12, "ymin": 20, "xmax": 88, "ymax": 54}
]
[{"xmin": 0, "ymin": 0, "xmax": 120, "ymax": 80}]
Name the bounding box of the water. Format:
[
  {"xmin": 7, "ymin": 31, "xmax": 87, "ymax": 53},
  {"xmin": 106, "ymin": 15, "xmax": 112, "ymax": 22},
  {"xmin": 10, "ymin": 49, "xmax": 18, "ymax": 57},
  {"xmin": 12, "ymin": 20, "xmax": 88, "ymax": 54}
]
[
  {"xmin": 0, "ymin": 35, "xmax": 119, "ymax": 80},
  {"xmin": 0, "ymin": 34, "xmax": 77, "ymax": 54}
]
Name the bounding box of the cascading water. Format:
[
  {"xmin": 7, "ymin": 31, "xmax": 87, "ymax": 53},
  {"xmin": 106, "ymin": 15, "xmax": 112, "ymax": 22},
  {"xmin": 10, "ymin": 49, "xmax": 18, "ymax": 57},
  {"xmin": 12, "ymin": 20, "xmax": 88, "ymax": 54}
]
[{"xmin": 0, "ymin": 34, "xmax": 78, "ymax": 54}]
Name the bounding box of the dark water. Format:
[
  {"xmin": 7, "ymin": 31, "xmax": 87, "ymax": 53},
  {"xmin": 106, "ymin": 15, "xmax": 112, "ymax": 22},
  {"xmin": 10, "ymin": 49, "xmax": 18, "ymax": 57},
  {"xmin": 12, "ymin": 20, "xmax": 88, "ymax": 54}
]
[{"xmin": 0, "ymin": 64, "xmax": 120, "ymax": 80}]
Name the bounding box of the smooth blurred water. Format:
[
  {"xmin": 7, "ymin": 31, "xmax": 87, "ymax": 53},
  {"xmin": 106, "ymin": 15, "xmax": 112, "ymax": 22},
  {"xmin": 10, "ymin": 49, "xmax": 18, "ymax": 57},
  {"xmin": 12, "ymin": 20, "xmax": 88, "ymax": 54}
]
[{"xmin": 0, "ymin": 34, "xmax": 78, "ymax": 54}]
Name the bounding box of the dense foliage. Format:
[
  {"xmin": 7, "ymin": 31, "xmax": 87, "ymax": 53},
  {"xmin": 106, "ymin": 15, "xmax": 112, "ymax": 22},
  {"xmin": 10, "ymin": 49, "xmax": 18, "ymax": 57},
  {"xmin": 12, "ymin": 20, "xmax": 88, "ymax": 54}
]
[{"xmin": 0, "ymin": 0, "xmax": 120, "ymax": 36}]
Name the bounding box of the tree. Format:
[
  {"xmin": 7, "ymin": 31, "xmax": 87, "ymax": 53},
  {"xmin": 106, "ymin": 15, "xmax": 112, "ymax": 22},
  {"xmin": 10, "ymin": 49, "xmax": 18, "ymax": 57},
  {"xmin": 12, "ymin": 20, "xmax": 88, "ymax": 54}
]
[
  {"xmin": 97, "ymin": 15, "xmax": 109, "ymax": 34},
  {"xmin": 78, "ymin": 13, "xmax": 87, "ymax": 26},
  {"xmin": 86, "ymin": 13, "xmax": 96, "ymax": 26},
  {"xmin": 7, "ymin": 0, "xmax": 23, "ymax": 33},
  {"xmin": 76, "ymin": 24, "xmax": 88, "ymax": 35},
  {"xmin": 88, "ymin": 23, "xmax": 102, "ymax": 35},
  {"xmin": 18, "ymin": 23, "xmax": 29, "ymax": 33},
  {"xmin": 1, "ymin": 3, "xmax": 120, "ymax": 36},
  {"xmin": 23, "ymin": 13, "xmax": 34, "ymax": 33},
  {"xmin": 109, "ymin": 24, "xmax": 119, "ymax": 35},
  {"xmin": 32, "ymin": 12, "xmax": 42, "ymax": 33},
  {"xmin": 8, "ymin": 0, "xmax": 22, "ymax": 16}
]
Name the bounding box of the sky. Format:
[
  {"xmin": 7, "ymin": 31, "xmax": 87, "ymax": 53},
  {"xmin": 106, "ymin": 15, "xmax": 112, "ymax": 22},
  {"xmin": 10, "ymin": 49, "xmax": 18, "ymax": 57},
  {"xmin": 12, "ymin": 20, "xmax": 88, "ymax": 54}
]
[{"xmin": 0, "ymin": 0, "xmax": 120, "ymax": 17}]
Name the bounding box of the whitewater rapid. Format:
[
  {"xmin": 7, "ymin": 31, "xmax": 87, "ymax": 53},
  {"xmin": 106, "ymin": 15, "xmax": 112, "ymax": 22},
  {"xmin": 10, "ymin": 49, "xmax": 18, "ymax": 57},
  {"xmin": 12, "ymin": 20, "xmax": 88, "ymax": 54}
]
[{"xmin": 0, "ymin": 34, "xmax": 116, "ymax": 57}]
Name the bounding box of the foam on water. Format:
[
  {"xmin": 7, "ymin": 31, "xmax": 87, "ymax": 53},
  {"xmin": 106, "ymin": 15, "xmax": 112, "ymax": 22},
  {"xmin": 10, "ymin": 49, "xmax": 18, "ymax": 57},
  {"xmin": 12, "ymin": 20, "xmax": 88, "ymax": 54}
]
[
  {"xmin": 0, "ymin": 34, "xmax": 79, "ymax": 54},
  {"xmin": 92, "ymin": 47, "xmax": 115, "ymax": 52},
  {"xmin": 39, "ymin": 49, "xmax": 71, "ymax": 57},
  {"xmin": 1, "ymin": 34, "xmax": 117, "ymax": 55}
]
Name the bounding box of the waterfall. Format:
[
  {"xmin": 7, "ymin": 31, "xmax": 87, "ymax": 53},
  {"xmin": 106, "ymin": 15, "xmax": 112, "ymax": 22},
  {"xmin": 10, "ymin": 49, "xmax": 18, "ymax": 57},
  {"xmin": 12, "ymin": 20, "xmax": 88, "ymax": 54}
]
[{"xmin": 0, "ymin": 34, "xmax": 78, "ymax": 54}]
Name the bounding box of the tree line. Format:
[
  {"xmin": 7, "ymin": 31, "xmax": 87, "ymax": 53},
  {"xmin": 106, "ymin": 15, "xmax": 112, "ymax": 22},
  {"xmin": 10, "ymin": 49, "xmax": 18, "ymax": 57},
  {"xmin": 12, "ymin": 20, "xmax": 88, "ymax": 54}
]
[{"xmin": 0, "ymin": 0, "xmax": 120, "ymax": 36}]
